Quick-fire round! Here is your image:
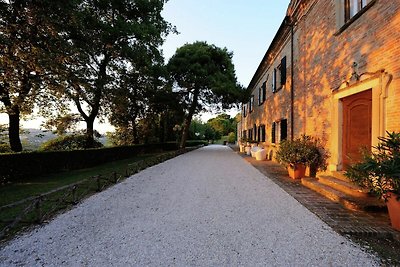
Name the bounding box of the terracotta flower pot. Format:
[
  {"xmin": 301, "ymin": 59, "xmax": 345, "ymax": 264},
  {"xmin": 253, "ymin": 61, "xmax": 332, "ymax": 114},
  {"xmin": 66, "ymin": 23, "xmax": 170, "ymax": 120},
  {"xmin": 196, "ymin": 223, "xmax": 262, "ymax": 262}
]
[
  {"xmin": 386, "ymin": 192, "xmax": 400, "ymax": 231},
  {"xmin": 287, "ymin": 163, "xmax": 306, "ymax": 179}
]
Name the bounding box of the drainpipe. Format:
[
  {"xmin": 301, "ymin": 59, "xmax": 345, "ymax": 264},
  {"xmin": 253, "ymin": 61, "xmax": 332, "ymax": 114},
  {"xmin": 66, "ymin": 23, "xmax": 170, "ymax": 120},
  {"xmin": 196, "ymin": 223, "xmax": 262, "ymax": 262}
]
[{"xmin": 290, "ymin": 17, "xmax": 295, "ymax": 141}]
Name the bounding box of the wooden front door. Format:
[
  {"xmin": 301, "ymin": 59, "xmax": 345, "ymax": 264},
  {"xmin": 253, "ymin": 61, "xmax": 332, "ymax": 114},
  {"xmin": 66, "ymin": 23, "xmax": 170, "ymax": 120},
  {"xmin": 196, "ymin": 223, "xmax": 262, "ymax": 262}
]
[{"xmin": 342, "ymin": 90, "xmax": 372, "ymax": 169}]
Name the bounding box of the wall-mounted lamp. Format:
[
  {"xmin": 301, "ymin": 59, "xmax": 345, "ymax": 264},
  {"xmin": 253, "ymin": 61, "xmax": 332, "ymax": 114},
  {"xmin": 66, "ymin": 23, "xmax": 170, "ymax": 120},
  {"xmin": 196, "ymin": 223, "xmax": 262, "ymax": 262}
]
[{"xmin": 351, "ymin": 61, "xmax": 360, "ymax": 81}]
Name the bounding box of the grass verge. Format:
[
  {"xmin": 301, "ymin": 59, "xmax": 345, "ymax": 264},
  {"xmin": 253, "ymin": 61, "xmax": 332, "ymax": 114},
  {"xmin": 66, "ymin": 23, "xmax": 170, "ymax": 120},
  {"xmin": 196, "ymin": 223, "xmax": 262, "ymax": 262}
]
[
  {"xmin": 0, "ymin": 147, "xmax": 200, "ymax": 242},
  {"xmin": 0, "ymin": 153, "xmax": 155, "ymax": 207}
]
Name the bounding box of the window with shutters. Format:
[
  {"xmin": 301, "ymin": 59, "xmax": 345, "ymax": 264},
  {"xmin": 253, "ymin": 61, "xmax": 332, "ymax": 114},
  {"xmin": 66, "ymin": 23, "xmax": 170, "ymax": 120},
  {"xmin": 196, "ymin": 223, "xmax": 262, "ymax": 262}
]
[
  {"xmin": 272, "ymin": 56, "xmax": 287, "ymax": 93},
  {"xmin": 249, "ymin": 95, "xmax": 254, "ymax": 113},
  {"xmin": 248, "ymin": 129, "xmax": 252, "ymax": 141},
  {"xmin": 243, "ymin": 104, "xmax": 247, "ymax": 117},
  {"xmin": 253, "ymin": 124, "xmax": 257, "ymax": 142},
  {"xmin": 271, "ymin": 119, "xmax": 288, "ymax": 144},
  {"xmin": 261, "ymin": 125, "xmax": 266, "ymax": 142},
  {"xmin": 242, "ymin": 130, "xmax": 247, "ymax": 140},
  {"xmin": 258, "ymin": 79, "xmax": 267, "ymax": 105}
]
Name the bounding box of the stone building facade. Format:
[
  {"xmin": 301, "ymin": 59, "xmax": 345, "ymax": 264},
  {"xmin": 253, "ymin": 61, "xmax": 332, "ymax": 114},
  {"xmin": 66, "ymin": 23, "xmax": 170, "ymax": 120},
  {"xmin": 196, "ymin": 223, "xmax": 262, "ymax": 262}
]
[{"xmin": 239, "ymin": 0, "xmax": 400, "ymax": 171}]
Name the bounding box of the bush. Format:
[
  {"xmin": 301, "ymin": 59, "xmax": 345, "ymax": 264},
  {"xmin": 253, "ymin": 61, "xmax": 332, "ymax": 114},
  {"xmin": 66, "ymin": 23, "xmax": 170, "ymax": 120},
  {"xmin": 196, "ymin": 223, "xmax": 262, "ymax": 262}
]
[
  {"xmin": 0, "ymin": 143, "xmax": 12, "ymax": 154},
  {"xmin": 0, "ymin": 141, "xmax": 206, "ymax": 183},
  {"xmin": 275, "ymin": 135, "xmax": 329, "ymax": 176},
  {"xmin": 227, "ymin": 132, "xmax": 236, "ymax": 144},
  {"xmin": 39, "ymin": 135, "xmax": 103, "ymax": 151},
  {"xmin": 275, "ymin": 136, "xmax": 310, "ymax": 167},
  {"xmin": 345, "ymin": 131, "xmax": 400, "ymax": 200}
]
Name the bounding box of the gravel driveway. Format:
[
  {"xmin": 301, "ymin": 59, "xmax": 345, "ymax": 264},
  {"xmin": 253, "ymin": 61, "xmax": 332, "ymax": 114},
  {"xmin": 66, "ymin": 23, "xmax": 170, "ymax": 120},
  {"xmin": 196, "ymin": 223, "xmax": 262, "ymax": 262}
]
[{"xmin": 0, "ymin": 145, "xmax": 378, "ymax": 266}]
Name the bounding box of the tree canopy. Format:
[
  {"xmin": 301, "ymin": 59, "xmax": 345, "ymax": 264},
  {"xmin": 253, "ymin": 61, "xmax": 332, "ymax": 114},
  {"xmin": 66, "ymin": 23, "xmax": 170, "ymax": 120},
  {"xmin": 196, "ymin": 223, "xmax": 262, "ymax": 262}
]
[
  {"xmin": 0, "ymin": 0, "xmax": 62, "ymax": 151},
  {"xmin": 51, "ymin": 0, "xmax": 174, "ymax": 147},
  {"xmin": 167, "ymin": 41, "xmax": 244, "ymax": 148},
  {"xmin": 0, "ymin": 0, "xmax": 175, "ymax": 150}
]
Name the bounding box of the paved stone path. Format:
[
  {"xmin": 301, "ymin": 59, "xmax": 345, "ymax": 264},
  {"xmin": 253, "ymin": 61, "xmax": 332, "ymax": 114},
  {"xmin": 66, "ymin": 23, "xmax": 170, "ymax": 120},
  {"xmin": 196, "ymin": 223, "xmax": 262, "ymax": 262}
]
[{"xmin": 0, "ymin": 145, "xmax": 378, "ymax": 266}]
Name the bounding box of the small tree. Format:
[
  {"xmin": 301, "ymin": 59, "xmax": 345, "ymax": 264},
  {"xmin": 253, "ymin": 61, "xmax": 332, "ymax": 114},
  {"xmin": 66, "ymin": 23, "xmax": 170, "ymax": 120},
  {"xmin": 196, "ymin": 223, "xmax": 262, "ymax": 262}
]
[{"xmin": 167, "ymin": 42, "xmax": 244, "ymax": 148}]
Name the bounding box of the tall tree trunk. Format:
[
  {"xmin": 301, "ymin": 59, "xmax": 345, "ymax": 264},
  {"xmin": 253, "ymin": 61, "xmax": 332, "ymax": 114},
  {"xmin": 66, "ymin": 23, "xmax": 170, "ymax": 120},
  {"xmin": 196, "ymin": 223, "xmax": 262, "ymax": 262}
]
[
  {"xmin": 180, "ymin": 117, "xmax": 191, "ymax": 149},
  {"xmin": 132, "ymin": 122, "xmax": 139, "ymax": 144},
  {"xmin": 85, "ymin": 117, "xmax": 95, "ymax": 148},
  {"xmin": 1, "ymin": 89, "xmax": 23, "ymax": 152},
  {"xmin": 8, "ymin": 107, "xmax": 22, "ymax": 152},
  {"xmin": 180, "ymin": 89, "xmax": 199, "ymax": 149}
]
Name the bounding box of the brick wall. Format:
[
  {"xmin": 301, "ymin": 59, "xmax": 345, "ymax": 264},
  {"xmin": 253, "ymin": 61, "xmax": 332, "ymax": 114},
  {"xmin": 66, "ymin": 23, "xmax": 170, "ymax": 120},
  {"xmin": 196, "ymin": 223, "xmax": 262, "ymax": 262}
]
[
  {"xmin": 241, "ymin": 0, "xmax": 400, "ymax": 166},
  {"xmin": 294, "ymin": 0, "xmax": 400, "ymax": 149}
]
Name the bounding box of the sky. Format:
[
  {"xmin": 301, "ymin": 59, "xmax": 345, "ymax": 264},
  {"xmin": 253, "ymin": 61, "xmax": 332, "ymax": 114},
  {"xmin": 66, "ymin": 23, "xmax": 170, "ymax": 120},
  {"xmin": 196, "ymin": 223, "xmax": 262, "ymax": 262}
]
[
  {"xmin": 0, "ymin": 1, "xmax": 290, "ymax": 131},
  {"xmin": 161, "ymin": 0, "xmax": 290, "ymax": 86}
]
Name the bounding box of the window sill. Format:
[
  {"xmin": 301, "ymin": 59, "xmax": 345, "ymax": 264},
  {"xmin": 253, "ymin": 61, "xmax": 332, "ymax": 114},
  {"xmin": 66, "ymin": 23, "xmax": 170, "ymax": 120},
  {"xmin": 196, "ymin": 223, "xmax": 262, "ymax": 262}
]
[
  {"xmin": 273, "ymin": 85, "xmax": 284, "ymax": 94},
  {"xmin": 335, "ymin": 0, "xmax": 376, "ymax": 36}
]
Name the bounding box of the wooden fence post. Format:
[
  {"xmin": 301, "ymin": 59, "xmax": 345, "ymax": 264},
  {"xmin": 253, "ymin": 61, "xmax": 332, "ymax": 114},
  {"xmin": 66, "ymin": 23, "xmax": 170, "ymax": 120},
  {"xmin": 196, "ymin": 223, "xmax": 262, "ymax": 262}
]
[
  {"xmin": 96, "ymin": 176, "xmax": 101, "ymax": 192},
  {"xmin": 113, "ymin": 172, "xmax": 117, "ymax": 183},
  {"xmin": 35, "ymin": 197, "xmax": 43, "ymax": 224},
  {"xmin": 71, "ymin": 185, "xmax": 77, "ymax": 204}
]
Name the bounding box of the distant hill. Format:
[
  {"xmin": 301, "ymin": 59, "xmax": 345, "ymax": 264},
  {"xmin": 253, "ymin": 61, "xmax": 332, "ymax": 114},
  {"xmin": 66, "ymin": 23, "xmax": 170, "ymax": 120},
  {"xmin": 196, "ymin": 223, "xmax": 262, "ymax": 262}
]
[
  {"xmin": 20, "ymin": 129, "xmax": 57, "ymax": 150},
  {"xmin": 3, "ymin": 129, "xmax": 109, "ymax": 151}
]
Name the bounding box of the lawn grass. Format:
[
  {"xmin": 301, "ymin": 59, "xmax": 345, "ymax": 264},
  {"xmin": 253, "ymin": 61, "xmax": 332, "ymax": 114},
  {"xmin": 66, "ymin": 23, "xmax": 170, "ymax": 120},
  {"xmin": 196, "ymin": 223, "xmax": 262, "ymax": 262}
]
[{"xmin": 0, "ymin": 153, "xmax": 157, "ymax": 207}]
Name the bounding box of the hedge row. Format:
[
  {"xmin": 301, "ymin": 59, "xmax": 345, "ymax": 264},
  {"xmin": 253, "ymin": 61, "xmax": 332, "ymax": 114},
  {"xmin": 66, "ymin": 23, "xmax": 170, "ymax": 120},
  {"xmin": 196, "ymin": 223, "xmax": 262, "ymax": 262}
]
[{"xmin": 0, "ymin": 141, "xmax": 207, "ymax": 183}]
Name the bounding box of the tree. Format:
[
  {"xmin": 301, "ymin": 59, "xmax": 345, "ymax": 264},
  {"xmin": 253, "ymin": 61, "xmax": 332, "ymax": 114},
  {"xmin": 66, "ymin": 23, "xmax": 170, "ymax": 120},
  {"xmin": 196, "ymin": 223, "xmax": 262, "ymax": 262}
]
[
  {"xmin": 107, "ymin": 59, "xmax": 184, "ymax": 145},
  {"xmin": 167, "ymin": 42, "xmax": 244, "ymax": 148},
  {"xmin": 0, "ymin": 0, "xmax": 62, "ymax": 151},
  {"xmin": 41, "ymin": 114, "xmax": 81, "ymax": 136},
  {"xmin": 53, "ymin": 0, "xmax": 174, "ymax": 147},
  {"xmin": 207, "ymin": 113, "xmax": 236, "ymax": 137}
]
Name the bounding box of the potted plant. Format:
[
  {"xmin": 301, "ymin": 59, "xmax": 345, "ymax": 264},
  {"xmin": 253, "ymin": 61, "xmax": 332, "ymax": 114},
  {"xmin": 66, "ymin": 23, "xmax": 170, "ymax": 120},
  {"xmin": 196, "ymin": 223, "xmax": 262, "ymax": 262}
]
[
  {"xmin": 275, "ymin": 136, "xmax": 309, "ymax": 179},
  {"xmin": 345, "ymin": 131, "xmax": 400, "ymax": 231},
  {"xmin": 305, "ymin": 137, "xmax": 329, "ymax": 177},
  {"xmin": 249, "ymin": 140, "xmax": 258, "ymax": 148}
]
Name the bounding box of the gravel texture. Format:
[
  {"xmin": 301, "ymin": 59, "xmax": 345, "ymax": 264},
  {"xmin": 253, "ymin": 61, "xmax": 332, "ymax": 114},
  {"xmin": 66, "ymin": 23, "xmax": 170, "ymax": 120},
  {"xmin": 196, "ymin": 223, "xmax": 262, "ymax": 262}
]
[{"xmin": 0, "ymin": 145, "xmax": 378, "ymax": 266}]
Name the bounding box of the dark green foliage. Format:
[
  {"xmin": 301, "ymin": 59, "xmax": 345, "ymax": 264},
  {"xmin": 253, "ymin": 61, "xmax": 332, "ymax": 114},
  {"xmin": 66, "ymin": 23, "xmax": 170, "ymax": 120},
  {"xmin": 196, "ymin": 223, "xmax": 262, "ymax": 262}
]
[
  {"xmin": 227, "ymin": 132, "xmax": 236, "ymax": 144},
  {"xmin": 207, "ymin": 113, "xmax": 237, "ymax": 137},
  {"xmin": 276, "ymin": 135, "xmax": 329, "ymax": 175},
  {"xmin": 0, "ymin": 141, "xmax": 206, "ymax": 183},
  {"xmin": 50, "ymin": 0, "xmax": 174, "ymax": 147},
  {"xmin": 346, "ymin": 131, "xmax": 400, "ymax": 200},
  {"xmin": 0, "ymin": 143, "xmax": 12, "ymax": 154},
  {"xmin": 0, "ymin": 0, "xmax": 62, "ymax": 151},
  {"xmin": 167, "ymin": 41, "xmax": 244, "ymax": 148},
  {"xmin": 39, "ymin": 135, "xmax": 103, "ymax": 151},
  {"xmin": 276, "ymin": 136, "xmax": 310, "ymax": 167},
  {"xmin": 204, "ymin": 124, "xmax": 219, "ymax": 141}
]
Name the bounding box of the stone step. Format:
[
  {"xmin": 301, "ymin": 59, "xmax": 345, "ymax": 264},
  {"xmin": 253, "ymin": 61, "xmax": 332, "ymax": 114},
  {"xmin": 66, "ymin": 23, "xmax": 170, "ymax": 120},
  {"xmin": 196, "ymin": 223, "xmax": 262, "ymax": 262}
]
[
  {"xmin": 301, "ymin": 178, "xmax": 386, "ymax": 212},
  {"xmin": 330, "ymin": 171, "xmax": 351, "ymax": 182},
  {"xmin": 317, "ymin": 175, "xmax": 369, "ymax": 198}
]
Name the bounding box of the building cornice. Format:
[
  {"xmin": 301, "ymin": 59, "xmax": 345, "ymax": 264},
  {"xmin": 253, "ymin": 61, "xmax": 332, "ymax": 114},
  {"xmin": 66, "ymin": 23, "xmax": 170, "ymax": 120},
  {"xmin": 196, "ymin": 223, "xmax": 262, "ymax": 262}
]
[{"xmin": 247, "ymin": 16, "xmax": 291, "ymax": 91}]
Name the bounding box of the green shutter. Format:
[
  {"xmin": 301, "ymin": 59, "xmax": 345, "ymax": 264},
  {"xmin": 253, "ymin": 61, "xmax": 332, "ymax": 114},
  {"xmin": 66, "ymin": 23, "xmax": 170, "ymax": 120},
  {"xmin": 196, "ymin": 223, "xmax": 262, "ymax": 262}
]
[
  {"xmin": 281, "ymin": 119, "xmax": 287, "ymax": 141},
  {"xmin": 281, "ymin": 56, "xmax": 287, "ymax": 86},
  {"xmin": 271, "ymin": 122, "xmax": 276, "ymax": 143}
]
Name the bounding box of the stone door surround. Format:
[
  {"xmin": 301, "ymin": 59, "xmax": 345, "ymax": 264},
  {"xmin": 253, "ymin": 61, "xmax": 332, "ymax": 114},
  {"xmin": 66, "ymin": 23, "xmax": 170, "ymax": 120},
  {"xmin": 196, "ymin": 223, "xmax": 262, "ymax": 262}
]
[{"xmin": 330, "ymin": 70, "xmax": 392, "ymax": 171}]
